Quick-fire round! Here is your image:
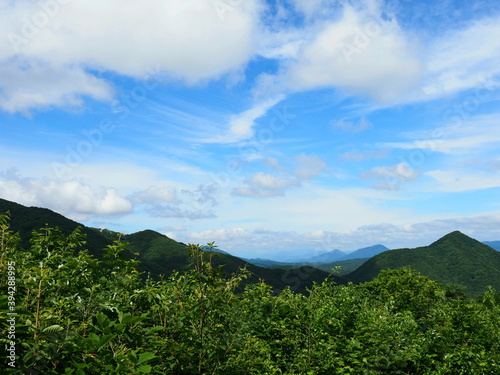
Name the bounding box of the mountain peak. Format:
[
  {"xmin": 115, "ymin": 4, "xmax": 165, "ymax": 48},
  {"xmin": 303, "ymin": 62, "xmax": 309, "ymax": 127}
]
[{"xmin": 429, "ymin": 230, "xmax": 478, "ymax": 248}]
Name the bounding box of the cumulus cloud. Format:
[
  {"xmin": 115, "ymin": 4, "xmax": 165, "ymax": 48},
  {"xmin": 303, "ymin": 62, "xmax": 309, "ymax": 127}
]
[
  {"xmin": 0, "ymin": 59, "xmax": 113, "ymax": 114},
  {"xmin": 0, "ymin": 171, "xmax": 132, "ymax": 218},
  {"xmin": 284, "ymin": 3, "xmax": 423, "ymax": 103},
  {"xmin": 0, "ymin": 0, "xmax": 263, "ymax": 113},
  {"xmin": 129, "ymin": 185, "xmax": 178, "ymax": 205},
  {"xmin": 332, "ymin": 117, "xmax": 373, "ymax": 133},
  {"xmin": 293, "ymin": 154, "xmax": 328, "ymax": 179},
  {"xmin": 363, "ymin": 162, "xmax": 420, "ymax": 190},
  {"xmin": 232, "ymin": 154, "xmax": 327, "ymax": 197},
  {"xmin": 130, "ymin": 183, "xmax": 219, "ymax": 220},
  {"xmin": 233, "ymin": 172, "xmax": 299, "ymax": 198}
]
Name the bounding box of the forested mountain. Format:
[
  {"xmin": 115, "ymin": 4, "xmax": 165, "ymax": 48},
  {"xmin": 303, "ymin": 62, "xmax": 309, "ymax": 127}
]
[
  {"xmin": 346, "ymin": 231, "xmax": 500, "ymax": 295},
  {"xmin": 0, "ymin": 198, "xmax": 340, "ymax": 294},
  {"xmin": 0, "ymin": 198, "xmax": 112, "ymax": 257}
]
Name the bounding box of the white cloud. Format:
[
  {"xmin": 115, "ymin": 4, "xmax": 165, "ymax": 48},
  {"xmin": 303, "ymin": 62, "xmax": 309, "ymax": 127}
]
[
  {"xmin": 233, "ymin": 172, "xmax": 299, "ymax": 198},
  {"xmin": 291, "ymin": 0, "xmax": 336, "ymax": 20},
  {"xmin": 187, "ymin": 227, "xmax": 251, "ymax": 242},
  {"xmin": 332, "ymin": 117, "xmax": 373, "ymax": 133},
  {"xmin": 179, "ymin": 212, "xmax": 500, "ymax": 259},
  {"xmin": 426, "ymin": 170, "xmax": 500, "ymax": 192},
  {"xmin": 363, "ymin": 162, "xmax": 420, "ymax": 190},
  {"xmin": 284, "ymin": 3, "xmax": 423, "ymax": 103},
  {"xmin": 131, "ymin": 183, "xmax": 219, "ymax": 220},
  {"xmin": 423, "ymin": 15, "xmax": 500, "ymax": 98},
  {"xmin": 129, "ymin": 185, "xmax": 178, "ymax": 205},
  {"xmin": 384, "ymin": 114, "xmax": 500, "ymax": 155},
  {"xmin": 0, "ymin": 0, "xmax": 263, "ymax": 113},
  {"xmin": 0, "ymin": 172, "xmax": 132, "ymax": 219},
  {"xmin": 232, "ymin": 154, "xmax": 327, "ymax": 197},
  {"xmin": 0, "ymin": 59, "xmax": 113, "ymax": 114},
  {"xmin": 293, "ymin": 154, "xmax": 327, "ymax": 179},
  {"xmin": 204, "ymin": 96, "xmax": 284, "ymax": 143}
]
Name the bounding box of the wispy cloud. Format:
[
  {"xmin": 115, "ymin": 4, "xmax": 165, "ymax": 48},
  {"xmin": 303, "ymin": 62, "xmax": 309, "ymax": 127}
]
[
  {"xmin": 426, "ymin": 169, "xmax": 500, "ymax": 193},
  {"xmin": 422, "ymin": 14, "xmax": 500, "ymax": 98},
  {"xmin": 202, "ymin": 96, "xmax": 284, "ymax": 143}
]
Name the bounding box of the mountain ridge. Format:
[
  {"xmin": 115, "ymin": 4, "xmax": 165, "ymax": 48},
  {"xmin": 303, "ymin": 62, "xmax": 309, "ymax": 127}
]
[
  {"xmin": 346, "ymin": 231, "xmax": 500, "ymax": 295},
  {"xmin": 0, "ymin": 198, "xmax": 342, "ymax": 294}
]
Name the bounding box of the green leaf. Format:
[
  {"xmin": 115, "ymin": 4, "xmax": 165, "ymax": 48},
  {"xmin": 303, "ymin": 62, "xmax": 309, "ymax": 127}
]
[
  {"xmin": 42, "ymin": 324, "xmax": 64, "ymax": 333},
  {"xmin": 97, "ymin": 334, "xmax": 116, "ymax": 351},
  {"xmin": 96, "ymin": 312, "xmax": 111, "ymax": 329},
  {"xmin": 137, "ymin": 352, "xmax": 156, "ymax": 365},
  {"xmin": 137, "ymin": 365, "xmax": 152, "ymax": 373}
]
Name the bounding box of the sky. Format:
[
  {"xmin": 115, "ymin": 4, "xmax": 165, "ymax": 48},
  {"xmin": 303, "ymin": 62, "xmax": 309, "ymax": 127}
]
[{"xmin": 1, "ymin": 0, "xmax": 500, "ymax": 261}]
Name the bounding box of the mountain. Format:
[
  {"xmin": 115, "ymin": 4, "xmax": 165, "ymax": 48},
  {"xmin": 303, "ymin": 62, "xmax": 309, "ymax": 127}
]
[
  {"xmin": 314, "ymin": 258, "xmax": 370, "ymax": 275},
  {"xmin": 242, "ymin": 258, "xmax": 295, "ymax": 268},
  {"xmin": 346, "ymin": 231, "xmax": 500, "ymax": 295},
  {"xmin": 0, "ymin": 198, "xmax": 341, "ymax": 294},
  {"xmin": 297, "ymin": 249, "xmax": 346, "ymax": 263},
  {"xmin": 245, "ymin": 244, "xmax": 388, "ymax": 269},
  {"xmin": 0, "ymin": 198, "xmax": 112, "ymax": 257},
  {"xmin": 483, "ymin": 241, "xmax": 500, "ymax": 251},
  {"xmin": 339, "ymin": 244, "xmax": 389, "ymax": 261}
]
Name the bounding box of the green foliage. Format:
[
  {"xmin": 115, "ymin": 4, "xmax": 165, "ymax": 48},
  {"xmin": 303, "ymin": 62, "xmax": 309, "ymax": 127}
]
[{"xmin": 2, "ymin": 213, "xmax": 500, "ymax": 374}]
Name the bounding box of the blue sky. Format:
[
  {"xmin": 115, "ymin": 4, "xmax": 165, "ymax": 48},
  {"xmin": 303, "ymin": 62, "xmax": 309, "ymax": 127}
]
[{"xmin": 1, "ymin": 0, "xmax": 500, "ymax": 260}]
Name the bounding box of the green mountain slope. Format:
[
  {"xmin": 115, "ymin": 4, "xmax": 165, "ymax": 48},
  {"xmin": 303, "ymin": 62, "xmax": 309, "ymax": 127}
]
[
  {"xmin": 0, "ymin": 198, "xmax": 339, "ymax": 294},
  {"xmin": 314, "ymin": 258, "xmax": 370, "ymax": 275},
  {"xmin": 346, "ymin": 231, "xmax": 500, "ymax": 295},
  {"xmin": 121, "ymin": 229, "xmax": 343, "ymax": 294},
  {"xmin": 0, "ymin": 198, "xmax": 112, "ymax": 257}
]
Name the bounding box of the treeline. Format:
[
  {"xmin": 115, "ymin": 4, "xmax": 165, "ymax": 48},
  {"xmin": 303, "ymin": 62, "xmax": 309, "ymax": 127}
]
[{"xmin": 1, "ymin": 213, "xmax": 500, "ymax": 374}]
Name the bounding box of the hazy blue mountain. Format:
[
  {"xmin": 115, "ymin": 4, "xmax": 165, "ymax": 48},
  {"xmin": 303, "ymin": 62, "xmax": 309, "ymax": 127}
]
[
  {"xmin": 242, "ymin": 258, "xmax": 296, "ymax": 268},
  {"xmin": 483, "ymin": 241, "xmax": 500, "ymax": 251},
  {"xmin": 339, "ymin": 244, "xmax": 390, "ymax": 260},
  {"xmin": 295, "ymin": 249, "xmax": 347, "ymax": 264}
]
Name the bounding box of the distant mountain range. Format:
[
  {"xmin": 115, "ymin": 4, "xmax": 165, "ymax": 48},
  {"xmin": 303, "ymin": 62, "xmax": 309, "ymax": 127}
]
[
  {"xmin": 2, "ymin": 197, "xmax": 500, "ymax": 295},
  {"xmin": 483, "ymin": 241, "xmax": 500, "ymax": 251},
  {"xmin": 244, "ymin": 244, "xmax": 390, "ymax": 268},
  {"xmin": 339, "ymin": 244, "xmax": 390, "ymax": 260}
]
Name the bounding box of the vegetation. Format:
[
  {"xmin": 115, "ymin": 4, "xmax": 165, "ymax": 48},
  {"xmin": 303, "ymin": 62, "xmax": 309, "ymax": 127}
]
[{"xmin": 2, "ymin": 213, "xmax": 500, "ymax": 374}]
